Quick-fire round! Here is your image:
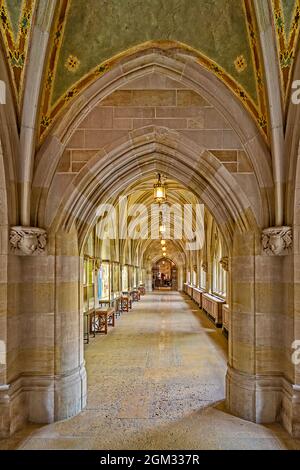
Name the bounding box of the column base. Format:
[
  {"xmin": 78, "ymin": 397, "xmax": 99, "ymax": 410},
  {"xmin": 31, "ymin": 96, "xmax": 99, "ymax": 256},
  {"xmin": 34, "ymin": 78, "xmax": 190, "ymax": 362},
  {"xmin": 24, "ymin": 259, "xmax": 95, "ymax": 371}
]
[
  {"xmin": 0, "ymin": 382, "xmax": 27, "ymax": 438},
  {"xmin": 0, "ymin": 363, "xmax": 87, "ymax": 437},
  {"xmin": 226, "ymin": 366, "xmax": 282, "ymax": 423},
  {"xmin": 54, "ymin": 363, "xmax": 87, "ymax": 422},
  {"xmin": 281, "ymin": 380, "xmax": 300, "ymax": 438}
]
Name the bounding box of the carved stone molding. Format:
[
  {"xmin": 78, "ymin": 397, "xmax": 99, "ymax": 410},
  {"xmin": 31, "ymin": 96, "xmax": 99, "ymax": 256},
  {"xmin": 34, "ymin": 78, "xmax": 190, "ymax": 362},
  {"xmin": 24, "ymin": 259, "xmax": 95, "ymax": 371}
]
[
  {"xmin": 262, "ymin": 226, "xmax": 292, "ymax": 256},
  {"xmin": 10, "ymin": 226, "xmax": 47, "ymax": 255},
  {"xmin": 201, "ymin": 262, "xmax": 208, "ymax": 272},
  {"xmin": 220, "ymin": 256, "xmax": 229, "ymax": 271}
]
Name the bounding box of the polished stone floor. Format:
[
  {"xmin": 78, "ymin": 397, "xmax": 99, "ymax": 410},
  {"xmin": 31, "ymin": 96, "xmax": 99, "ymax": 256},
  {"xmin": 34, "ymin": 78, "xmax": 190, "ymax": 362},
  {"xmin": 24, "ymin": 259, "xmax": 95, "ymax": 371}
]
[{"xmin": 1, "ymin": 291, "xmax": 300, "ymax": 450}]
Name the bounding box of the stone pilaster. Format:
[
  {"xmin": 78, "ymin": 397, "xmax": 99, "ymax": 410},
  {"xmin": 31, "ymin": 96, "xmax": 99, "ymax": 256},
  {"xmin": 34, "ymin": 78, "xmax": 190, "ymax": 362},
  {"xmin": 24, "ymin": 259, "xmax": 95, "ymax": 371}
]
[
  {"xmin": 227, "ymin": 230, "xmax": 287, "ymax": 423},
  {"xmin": 0, "ymin": 228, "xmax": 86, "ymax": 434},
  {"xmin": 52, "ymin": 229, "xmax": 86, "ymax": 421}
]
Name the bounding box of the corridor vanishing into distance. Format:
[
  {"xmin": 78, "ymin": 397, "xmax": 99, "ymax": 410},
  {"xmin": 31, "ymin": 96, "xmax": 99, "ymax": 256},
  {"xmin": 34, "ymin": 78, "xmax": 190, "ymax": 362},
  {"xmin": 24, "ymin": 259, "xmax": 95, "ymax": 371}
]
[{"xmin": 1, "ymin": 292, "xmax": 299, "ymax": 451}]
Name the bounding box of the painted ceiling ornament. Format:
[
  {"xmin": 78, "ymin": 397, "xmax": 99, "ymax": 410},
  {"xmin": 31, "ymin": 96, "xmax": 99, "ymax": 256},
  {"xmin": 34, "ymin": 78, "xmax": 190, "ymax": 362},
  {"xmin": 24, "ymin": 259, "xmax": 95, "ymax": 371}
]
[
  {"xmin": 262, "ymin": 226, "xmax": 292, "ymax": 256},
  {"xmin": 234, "ymin": 54, "xmax": 247, "ymax": 73},
  {"xmin": 65, "ymin": 54, "xmax": 80, "ymax": 72},
  {"xmin": 220, "ymin": 256, "xmax": 229, "ymax": 271},
  {"xmin": 10, "ymin": 226, "xmax": 47, "ymax": 256}
]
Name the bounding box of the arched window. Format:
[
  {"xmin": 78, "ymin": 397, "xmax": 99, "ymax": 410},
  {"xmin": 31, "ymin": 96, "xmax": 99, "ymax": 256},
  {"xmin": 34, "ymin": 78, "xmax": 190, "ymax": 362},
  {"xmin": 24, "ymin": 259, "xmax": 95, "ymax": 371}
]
[
  {"xmin": 212, "ymin": 239, "xmax": 227, "ymax": 298},
  {"xmin": 122, "ymin": 265, "xmax": 129, "ymax": 291},
  {"xmin": 200, "ymin": 266, "xmax": 206, "ymax": 289},
  {"xmin": 192, "ymin": 267, "xmax": 197, "ymax": 286}
]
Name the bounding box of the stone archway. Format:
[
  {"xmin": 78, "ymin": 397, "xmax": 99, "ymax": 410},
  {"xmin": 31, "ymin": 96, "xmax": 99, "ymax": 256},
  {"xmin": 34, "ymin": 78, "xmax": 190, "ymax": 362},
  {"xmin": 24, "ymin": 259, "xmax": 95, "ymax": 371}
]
[
  {"xmin": 281, "ymin": 141, "xmax": 300, "ymax": 436},
  {"xmin": 152, "ymin": 258, "xmax": 178, "ymax": 291},
  {"xmin": 8, "ymin": 48, "xmax": 289, "ymax": 433},
  {"xmin": 39, "ymin": 132, "xmax": 263, "ymax": 427},
  {"xmin": 32, "ymin": 50, "xmax": 273, "ymax": 229},
  {"xmin": 0, "ymin": 53, "xmax": 21, "ymax": 437}
]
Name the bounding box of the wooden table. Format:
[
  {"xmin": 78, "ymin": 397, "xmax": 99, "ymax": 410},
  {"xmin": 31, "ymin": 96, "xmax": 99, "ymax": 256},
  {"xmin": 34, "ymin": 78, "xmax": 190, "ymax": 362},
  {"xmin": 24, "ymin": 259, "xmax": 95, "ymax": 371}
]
[
  {"xmin": 138, "ymin": 286, "xmax": 145, "ymax": 295},
  {"xmin": 92, "ymin": 307, "xmax": 115, "ymax": 334},
  {"xmin": 98, "ymin": 299, "xmax": 113, "ymax": 307},
  {"xmin": 131, "ymin": 290, "xmax": 140, "ymax": 301},
  {"xmin": 112, "ymin": 296, "xmax": 122, "ymax": 317},
  {"xmin": 121, "ymin": 295, "xmax": 132, "ymax": 311}
]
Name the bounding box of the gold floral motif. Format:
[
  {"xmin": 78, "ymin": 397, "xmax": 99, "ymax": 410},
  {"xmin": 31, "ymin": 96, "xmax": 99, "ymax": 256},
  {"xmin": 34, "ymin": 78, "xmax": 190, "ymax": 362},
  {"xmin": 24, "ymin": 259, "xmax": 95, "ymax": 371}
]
[
  {"xmin": 9, "ymin": 50, "xmax": 24, "ymax": 68},
  {"xmin": 274, "ymin": 9, "xmax": 284, "ymax": 34},
  {"xmin": 65, "ymin": 54, "xmax": 80, "ymax": 72},
  {"xmin": 247, "ymin": 22, "xmax": 256, "ymax": 45},
  {"xmin": 96, "ymin": 63, "xmax": 110, "ymax": 75},
  {"xmin": 64, "ymin": 87, "xmax": 78, "ymax": 102},
  {"xmin": 256, "ymin": 70, "xmax": 263, "ymax": 90},
  {"xmin": 258, "ymin": 115, "xmax": 267, "ymax": 128},
  {"xmin": 41, "ymin": 115, "xmax": 52, "ymax": 128},
  {"xmin": 46, "ymin": 71, "xmax": 53, "ymax": 89},
  {"xmin": 292, "ymin": 6, "xmax": 300, "ymax": 32},
  {"xmin": 20, "ymin": 9, "xmax": 31, "ymax": 35},
  {"xmin": 0, "ymin": 5, "xmax": 9, "ymax": 31},
  {"xmin": 54, "ymin": 23, "xmax": 63, "ymax": 46},
  {"xmin": 234, "ymin": 55, "xmax": 247, "ymax": 73},
  {"xmin": 236, "ymin": 87, "xmax": 247, "ymax": 101},
  {"xmin": 209, "ymin": 63, "xmax": 223, "ymax": 76},
  {"xmin": 280, "ymin": 50, "xmax": 294, "ymax": 68}
]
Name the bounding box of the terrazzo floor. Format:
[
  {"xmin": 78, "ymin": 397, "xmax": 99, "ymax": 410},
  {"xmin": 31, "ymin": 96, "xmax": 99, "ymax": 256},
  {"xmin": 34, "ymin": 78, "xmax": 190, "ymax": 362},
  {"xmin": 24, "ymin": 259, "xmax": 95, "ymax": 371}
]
[{"xmin": 1, "ymin": 291, "xmax": 300, "ymax": 450}]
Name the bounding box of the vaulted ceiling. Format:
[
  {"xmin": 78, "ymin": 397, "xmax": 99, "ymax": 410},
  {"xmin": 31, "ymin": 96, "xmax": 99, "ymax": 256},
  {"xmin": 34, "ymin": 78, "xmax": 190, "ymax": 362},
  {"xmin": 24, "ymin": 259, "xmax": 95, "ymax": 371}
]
[{"xmin": 1, "ymin": 0, "xmax": 299, "ymax": 145}]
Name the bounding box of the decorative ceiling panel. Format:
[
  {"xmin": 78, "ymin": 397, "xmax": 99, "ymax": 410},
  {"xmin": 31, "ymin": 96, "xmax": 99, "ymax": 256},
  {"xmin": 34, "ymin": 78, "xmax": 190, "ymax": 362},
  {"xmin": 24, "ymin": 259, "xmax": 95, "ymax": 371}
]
[
  {"xmin": 0, "ymin": 0, "xmax": 36, "ymax": 107},
  {"xmin": 38, "ymin": 0, "xmax": 269, "ymax": 143},
  {"xmin": 272, "ymin": 0, "xmax": 300, "ymax": 102}
]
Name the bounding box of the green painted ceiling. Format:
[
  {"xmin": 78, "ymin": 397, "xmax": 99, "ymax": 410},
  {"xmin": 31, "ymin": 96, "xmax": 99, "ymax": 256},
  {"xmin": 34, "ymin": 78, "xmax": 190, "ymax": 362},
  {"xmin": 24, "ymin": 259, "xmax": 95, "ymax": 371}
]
[
  {"xmin": 52, "ymin": 0, "xmax": 257, "ymax": 105},
  {"xmin": 282, "ymin": 0, "xmax": 297, "ymax": 39},
  {"xmin": 5, "ymin": 0, "xmax": 23, "ymax": 40}
]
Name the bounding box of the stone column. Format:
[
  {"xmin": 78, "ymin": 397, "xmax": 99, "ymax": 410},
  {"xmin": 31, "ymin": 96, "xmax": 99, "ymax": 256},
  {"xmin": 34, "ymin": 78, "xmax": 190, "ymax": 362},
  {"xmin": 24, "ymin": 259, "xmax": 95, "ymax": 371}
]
[
  {"xmin": 2, "ymin": 227, "xmax": 86, "ymax": 430},
  {"xmin": 52, "ymin": 229, "xmax": 86, "ymax": 421},
  {"xmin": 145, "ymin": 264, "xmax": 152, "ymax": 292},
  {"xmin": 0, "ymin": 220, "xmax": 10, "ymax": 437},
  {"xmin": 227, "ymin": 228, "xmax": 291, "ymax": 424},
  {"xmin": 281, "ymin": 225, "xmax": 300, "ymax": 437}
]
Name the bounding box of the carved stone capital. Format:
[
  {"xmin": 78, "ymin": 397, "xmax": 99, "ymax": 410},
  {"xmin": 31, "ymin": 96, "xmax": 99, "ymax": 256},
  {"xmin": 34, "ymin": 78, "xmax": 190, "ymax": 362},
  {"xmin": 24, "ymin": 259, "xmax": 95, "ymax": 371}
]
[
  {"xmin": 10, "ymin": 226, "xmax": 47, "ymax": 256},
  {"xmin": 220, "ymin": 256, "xmax": 229, "ymax": 271},
  {"xmin": 201, "ymin": 262, "xmax": 208, "ymax": 273},
  {"xmin": 262, "ymin": 226, "xmax": 292, "ymax": 256}
]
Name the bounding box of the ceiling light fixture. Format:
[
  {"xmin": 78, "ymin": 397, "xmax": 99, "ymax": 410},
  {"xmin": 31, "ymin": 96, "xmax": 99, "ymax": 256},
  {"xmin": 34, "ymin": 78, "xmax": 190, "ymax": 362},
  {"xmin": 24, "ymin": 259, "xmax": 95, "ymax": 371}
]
[{"xmin": 153, "ymin": 173, "xmax": 166, "ymax": 203}]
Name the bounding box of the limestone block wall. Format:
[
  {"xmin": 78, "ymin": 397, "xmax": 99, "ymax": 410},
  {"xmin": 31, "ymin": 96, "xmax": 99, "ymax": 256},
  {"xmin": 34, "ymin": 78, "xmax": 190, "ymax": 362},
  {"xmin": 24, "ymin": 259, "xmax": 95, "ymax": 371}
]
[{"xmin": 46, "ymin": 74, "xmax": 261, "ymax": 230}]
